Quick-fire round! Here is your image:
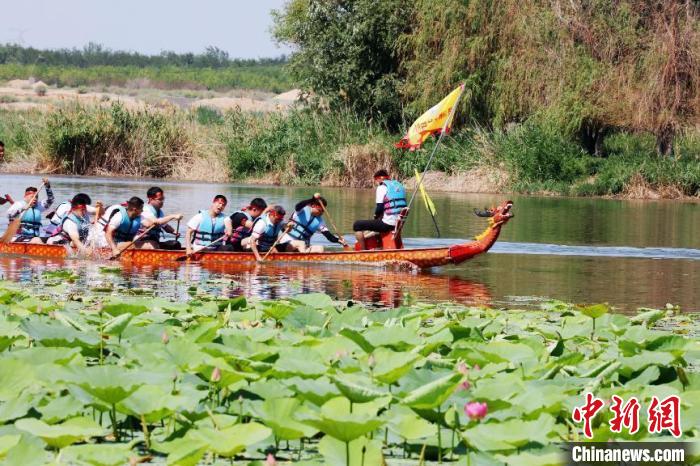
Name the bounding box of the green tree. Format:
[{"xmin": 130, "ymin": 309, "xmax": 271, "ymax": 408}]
[{"xmin": 272, "ymin": 0, "xmax": 408, "ymax": 126}]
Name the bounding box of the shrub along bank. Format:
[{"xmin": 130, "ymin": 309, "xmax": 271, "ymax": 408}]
[{"xmin": 0, "ymin": 104, "xmax": 698, "ymax": 198}]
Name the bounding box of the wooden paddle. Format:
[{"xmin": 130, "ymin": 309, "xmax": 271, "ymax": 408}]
[
  {"xmin": 109, "ymin": 224, "xmax": 157, "ymax": 260},
  {"xmin": 0, "ymin": 181, "xmax": 45, "ymax": 244},
  {"xmin": 260, "ymin": 222, "xmax": 292, "ymax": 262},
  {"xmin": 314, "ymin": 193, "xmax": 351, "ymax": 251},
  {"xmin": 175, "ymin": 234, "xmax": 227, "ymax": 262}
]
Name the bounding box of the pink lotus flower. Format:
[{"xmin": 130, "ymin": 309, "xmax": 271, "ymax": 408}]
[
  {"xmin": 211, "ymin": 367, "xmax": 221, "ymax": 383},
  {"xmin": 265, "ymin": 453, "xmax": 277, "ymax": 465},
  {"xmin": 457, "ymin": 361, "xmax": 468, "ymax": 375},
  {"xmin": 464, "ymin": 401, "xmax": 488, "ymax": 421}
]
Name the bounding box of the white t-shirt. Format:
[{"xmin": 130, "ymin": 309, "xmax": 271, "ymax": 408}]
[
  {"xmin": 376, "ymin": 184, "xmax": 399, "ymax": 226},
  {"xmin": 108, "ymin": 210, "xmax": 127, "ymax": 230},
  {"xmin": 52, "ymin": 203, "xmax": 98, "ymax": 225},
  {"xmin": 187, "ymin": 212, "xmax": 230, "ymax": 245},
  {"xmin": 46, "ymin": 220, "xmax": 80, "ymax": 245}
]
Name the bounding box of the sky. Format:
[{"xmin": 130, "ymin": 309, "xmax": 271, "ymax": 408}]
[{"xmin": 0, "ymin": 0, "xmax": 292, "ymax": 59}]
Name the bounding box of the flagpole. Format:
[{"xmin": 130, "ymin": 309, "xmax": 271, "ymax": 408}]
[{"xmin": 406, "ymin": 83, "xmax": 466, "ymax": 211}]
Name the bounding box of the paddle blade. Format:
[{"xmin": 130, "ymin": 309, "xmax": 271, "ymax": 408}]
[{"xmin": 0, "ymin": 216, "xmax": 22, "ymax": 243}]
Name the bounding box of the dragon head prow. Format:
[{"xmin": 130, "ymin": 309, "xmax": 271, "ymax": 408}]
[{"xmin": 474, "ymin": 200, "xmax": 514, "ymax": 226}]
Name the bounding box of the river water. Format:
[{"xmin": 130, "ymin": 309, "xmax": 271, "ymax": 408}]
[{"xmin": 0, "ymin": 174, "xmax": 698, "ymax": 311}]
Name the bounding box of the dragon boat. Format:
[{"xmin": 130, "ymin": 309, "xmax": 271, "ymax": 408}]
[{"xmin": 0, "ymin": 200, "xmax": 513, "ymax": 270}]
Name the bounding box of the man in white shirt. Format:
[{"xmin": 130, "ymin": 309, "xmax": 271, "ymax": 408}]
[
  {"xmin": 6, "ymin": 178, "xmax": 54, "ymax": 243},
  {"xmin": 46, "ymin": 193, "xmax": 94, "ymax": 253},
  {"xmin": 45, "ymin": 192, "xmax": 98, "ymax": 235},
  {"xmin": 104, "ymin": 197, "xmax": 156, "ymax": 257},
  {"xmin": 185, "ymin": 195, "xmax": 233, "ymax": 255},
  {"xmin": 141, "ymin": 187, "xmax": 184, "ymax": 250},
  {"xmin": 352, "ymin": 169, "xmax": 407, "ymax": 250}
]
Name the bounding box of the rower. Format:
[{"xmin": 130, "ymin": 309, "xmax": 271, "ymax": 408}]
[
  {"xmin": 141, "ymin": 187, "xmax": 184, "ymax": 250},
  {"xmin": 241, "ymin": 205, "xmax": 286, "ymax": 261},
  {"xmin": 45, "ymin": 192, "xmax": 98, "ymax": 235},
  {"xmin": 352, "ymin": 169, "xmax": 406, "ymax": 250},
  {"xmin": 46, "ymin": 193, "xmax": 94, "ymax": 253},
  {"xmin": 104, "ymin": 196, "xmax": 156, "ymax": 257},
  {"xmin": 6, "ymin": 177, "xmax": 54, "ymax": 243},
  {"xmin": 280, "ymin": 194, "xmax": 346, "ymax": 253},
  {"xmin": 228, "ymin": 197, "xmax": 267, "ymax": 251},
  {"xmin": 185, "ymin": 195, "xmax": 233, "ymax": 255}
]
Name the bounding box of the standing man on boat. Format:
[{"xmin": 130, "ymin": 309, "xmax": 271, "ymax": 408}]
[
  {"xmin": 352, "ymin": 169, "xmax": 406, "ymax": 250},
  {"xmin": 46, "ymin": 193, "xmax": 94, "ymax": 253},
  {"xmin": 104, "ymin": 196, "xmax": 156, "ymax": 256},
  {"xmin": 241, "ymin": 205, "xmax": 287, "ymax": 261},
  {"xmin": 280, "ymin": 194, "xmax": 346, "ymax": 253},
  {"xmin": 228, "ymin": 197, "xmax": 267, "ymax": 251},
  {"xmin": 141, "ymin": 187, "xmax": 185, "ymax": 250},
  {"xmin": 6, "ymin": 178, "xmax": 55, "ymax": 243},
  {"xmin": 45, "ymin": 193, "xmax": 98, "ymax": 236},
  {"xmin": 185, "ymin": 195, "xmax": 234, "ymax": 255}
]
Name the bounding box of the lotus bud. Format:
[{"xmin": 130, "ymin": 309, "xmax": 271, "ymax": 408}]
[
  {"xmin": 265, "ymin": 453, "xmax": 277, "ymax": 465},
  {"xmin": 473, "ymin": 364, "xmax": 481, "ymax": 371},
  {"xmin": 459, "ymin": 380, "xmax": 471, "ymax": 391},
  {"xmin": 464, "ymin": 401, "xmax": 488, "ymax": 421},
  {"xmin": 367, "ymin": 354, "xmax": 376, "ymax": 368},
  {"xmin": 456, "ymin": 361, "xmax": 468, "ymax": 375},
  {"xmin": 161, "ymin": 330, "xmax": 169, "ymax": 344},
  {"xmin": 211, "ymin": 367, "xmax": 221, "ymax": 383}
]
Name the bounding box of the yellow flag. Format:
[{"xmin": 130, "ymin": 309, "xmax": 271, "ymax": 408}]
[
  {"xmin": 414, "ymin": 169, "xmax": 437, "ymax": 216},
  {"xmin": 396, "ymin": 83, "xmax": 465, "ymax": 150}
]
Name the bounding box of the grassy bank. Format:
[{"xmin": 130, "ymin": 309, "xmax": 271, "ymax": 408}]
[
  {"xmin": 0, "ymin": 63, "xmax": 293, "ymax": 93},
  {"xmin": 1, "ymin": 104, "xmax": 699, "ymax": 198},
  {"xmin": 0, "ymin": 278, "xmax": 696, "ymax": 464}
]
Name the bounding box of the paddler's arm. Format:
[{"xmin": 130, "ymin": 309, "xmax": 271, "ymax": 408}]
[
  {"xmin": 155, "ymin": 214, "xmax": 184, "ymax": 235},
  {"xmin": 185, "ymin": 227, "xmax": 195, "ymax": 256},
  {"xmin": 64, "ymin": 222, "xmax": 87, "ymax": 253},
  {"xmin": 39, "ymin": 178, "xmax": 54, "ymax": 210},
  {"xmin": 294, "ymin": 198, "xmax": 315, "ymax": 212},
  {"xmin": 223, "ymin": 217, "xmax": 233, "ymax": 237},
  {"xmin": 250, "ymin": 236, "xmax": 263, "ymax": 262},
  {"xmin": 105, "ymin": 225, "xmax": 120, "ymax": 256},
  {"xmin": 374, "ymin": 203, "xmax": 384, "ymax": 220}
]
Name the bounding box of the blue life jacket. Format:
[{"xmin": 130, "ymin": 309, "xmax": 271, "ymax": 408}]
[
  {"xmin": 19, "ymin": 207, "xmax": 43, "ymax": 237},
  {"xmin": 194, "ymin": 210, "xmax": 227, "ymax": 246},
  {"xmin": 144, "ymin": 204, "xmax": 164, "ymax": 241},
  {"xmin": 254, "ymin": 214, "xmax": 282, "ymax": 251},
  {"xmin": 49, "ymin": 201, "xmax": 71, "ymax": 226},
  {"xmin": 112, "ymin": 206, "xmax": 142, "ymax": 242},
  {"xmin": 381, "ymin": 180, "xmax": 407, "ymax": 215},
  {"xmin": 229, "ymin": 210, "xmax": 253, "ymax": 245},
  {"xmin": 55, "ymin": 212, "xmax": 91, "ymax": 243},
  {"xmin": 288, "ymin": 206, "xmax": 323, "ymax": 243}
]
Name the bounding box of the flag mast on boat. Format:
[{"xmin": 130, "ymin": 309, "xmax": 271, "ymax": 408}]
[{"xmin": 395, "ymin": 82, "xmax": 467, "ymax": 237}]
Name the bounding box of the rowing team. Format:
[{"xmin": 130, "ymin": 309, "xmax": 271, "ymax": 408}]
[{"xmin": 1, "ymin": 170, "xmax": 408, "ymax": 259}]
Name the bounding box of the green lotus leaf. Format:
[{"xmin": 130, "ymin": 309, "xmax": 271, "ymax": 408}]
[
  {"xmin": 20, "ymin": 319, "xmax": 99, "ymax": 349},
  {"xmin": 14, "ymin": 417, "xmax": 106, "ymax": 449},
  {"xmin": 339, "ymin": 328, "xmax": 374, "ymax": 353},
  {"xmin": 331, "ymin": 374, "xmax": 388, "ymax": 403},
  {"xmin": 63, "ymin": 366, "xmax": 149, "ymax": 405},
  {"xmin": 387, "ymin": 405, "xmax": 436, "ymax": 440},
  {"xmin": 283, "ymin": 306, "xmax": 327, "ymax": 329},
  {"xmin": 216, "ymin": 296, "xmax": 247, "ymax": 312},
  {"xmin": 0, "ymin": 359, "xmax": 36, "ymax": 402},
  {"xmin": 402, "ymin": 372, "xmax": 463, "ymax": 410},
  {"xmin": 0, "ymin": 435, "xmax": 20, "ymax": 459},
  {"xmin": 102, "ymin": 313, "xmax": 132, "ymax": 336},
  {"xmin": 162, "ymin": 437, "xmax": 207, "ymax": 466},
  {"xmin": 318, "ymin": 434, "xmax": 384, "ymax": 466},
  {"xmin": 495, "ymin": 449, "xmax": 563, "ymax": 466},
  {"xmin": 59, "ymin": 443, "xmax": 134, "ymax": 466},
  {"xmin": 298, "ymin": 397, "xmax": 385, "ymax": 442},
  {"xmin": 117, "ymin": 383, "xmax": 206, "ymax": 422},
  {"xmin": 37, "ymin": 395, "xmax": 85, "ymax": 424},
  {"xmin": 190, "ymin": 422, "xmax": 272, "ymax": 457},
  {"xmin": 362, "ymin": 326, "xmax": 421, "ymax": 350},
  {"xmin": 261, "ymin": 302, "xmax": 295, "ymax": 321},
  {"xmin": 579, "ymin": 303, "xmax": 610, "ymax": 319},
  {"xmin": 291, "ymin": 292, "xmax": 334, "ymax": 309},
  {"xmin": 273, "ymin": 347, "xmax": 327, "ymax": 377},
  {"xmin": 250, "ymin": 397, "xmax": 318, "ymax": 440},
  {"xmin": 101, "ymin": 300, "xmax": 149, "ymax": 317},
  {"xmin": 1, "ymin": 433, "xmax": 49, "ymax": 466},
  {"xmin": 284, "ymin": 376, "xmax": 341, "ymax": 405},
  {"xmin": 372, "ymin": 347, "xmax": 421, "ymax": 384},
  {"xmin": 463, "ymin": 414, "xmax": 556, "ymax": 451}
]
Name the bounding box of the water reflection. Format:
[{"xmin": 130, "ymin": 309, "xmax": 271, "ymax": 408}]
[{"xmin": 0, "ymin": 256, "xmax": 492, "ymax": 308}]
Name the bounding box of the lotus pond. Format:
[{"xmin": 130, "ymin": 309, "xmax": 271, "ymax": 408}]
[{"xmin": 0, "ymin": 278, "xmax": 698, "ymax": 465}]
